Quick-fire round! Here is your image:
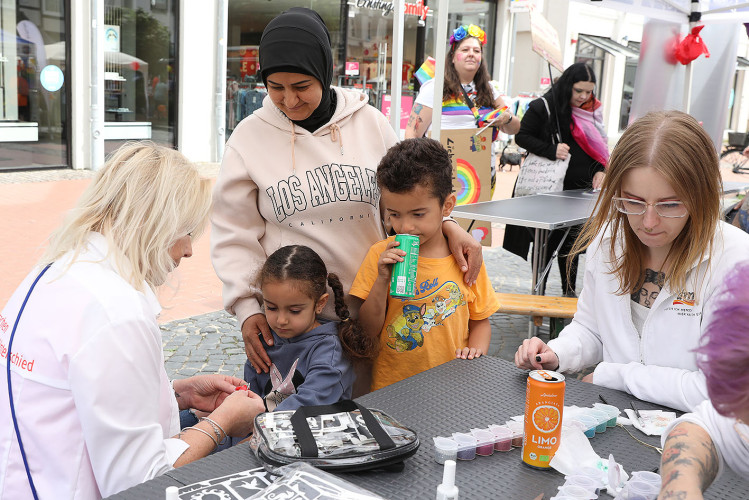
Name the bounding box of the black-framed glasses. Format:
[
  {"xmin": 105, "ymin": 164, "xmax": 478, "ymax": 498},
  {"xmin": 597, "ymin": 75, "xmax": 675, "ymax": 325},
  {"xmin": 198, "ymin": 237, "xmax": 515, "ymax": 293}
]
[{"xmin": 612, "ymin": 197, "xmax": 688, "ymax": 218}]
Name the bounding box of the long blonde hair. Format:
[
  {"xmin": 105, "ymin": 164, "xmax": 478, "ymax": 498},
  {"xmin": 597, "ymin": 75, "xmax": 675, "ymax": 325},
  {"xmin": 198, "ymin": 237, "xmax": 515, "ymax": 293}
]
[
  {"xmin": 41, "ymin": 142, "xmax": 212, "ymax": 291},
  {"xmin": 570, "ymin": 110, "xmax": 720, "ymax": 295}
]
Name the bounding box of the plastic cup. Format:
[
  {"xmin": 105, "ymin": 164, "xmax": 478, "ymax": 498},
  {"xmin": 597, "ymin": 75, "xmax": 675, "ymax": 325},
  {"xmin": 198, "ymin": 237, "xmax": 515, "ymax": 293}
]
[
  {"xmin": 576, "ymin": 465, "xmax": 605, "ymax": 487},
  {"xmin": 626, "ymin": 479, "xmax": 659, "ymax": 500},
  {"xmin": 505, "ymin": 420, "xmax": 524, "ymax": 447},
  {"xmin": 488, "ymin": 425, "xmax": 513, "ymax": 452},
  {"xmin": 593, "ymin": 403, "xmax": 621, "ymax": 427},
  {"xmin": 586, "ymin": 409, "xmax": 609, "ymax": 433},
  {"xmin": 451, "ymin": 432, "xmax": 478, "ymax": 460},
  {"xmin": 631, "ymin": 470, "xmax": 662, "ymax": 489},
  {"xmin": 563, "ymin": 475, "xmax": 599, "ymax": 495},
  {"xmin": 432, "ymin": 437, "xmax": 458, "ymax": 464},
  {"xmin": 470, "ymin": 429, "xmax": 495, "ymax": 456},
  {"xmin": 571, "ymin": 415, "xmax": 597, "ymax": 438},
  {"xmin": 557, "ymin": 484, "xmax": 597, "ymax": 499}
]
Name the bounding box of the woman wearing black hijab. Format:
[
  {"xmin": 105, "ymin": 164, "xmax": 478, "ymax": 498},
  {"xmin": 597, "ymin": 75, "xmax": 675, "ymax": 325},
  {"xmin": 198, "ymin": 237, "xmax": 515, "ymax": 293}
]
[{"xmin": 211, "ymin": 8, "xmax": 483, "ymax": 396}]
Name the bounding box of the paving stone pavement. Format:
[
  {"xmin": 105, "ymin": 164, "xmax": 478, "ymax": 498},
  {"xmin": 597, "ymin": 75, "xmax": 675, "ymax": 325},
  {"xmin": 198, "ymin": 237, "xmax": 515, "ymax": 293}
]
[{"xmin": 160, "ymin": 245, "xmax": 587, "ymax": 381}]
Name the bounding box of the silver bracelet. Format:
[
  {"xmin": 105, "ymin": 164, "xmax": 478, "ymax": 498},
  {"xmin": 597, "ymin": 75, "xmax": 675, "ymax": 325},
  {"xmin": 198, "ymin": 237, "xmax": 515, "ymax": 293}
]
[
  {"xmin": 183, "ymin": 426, "xmax": 218, "ymax": 450},
  {"xmin": 201, "ymin": 417, "xmax": 228, "ymax": 445}
]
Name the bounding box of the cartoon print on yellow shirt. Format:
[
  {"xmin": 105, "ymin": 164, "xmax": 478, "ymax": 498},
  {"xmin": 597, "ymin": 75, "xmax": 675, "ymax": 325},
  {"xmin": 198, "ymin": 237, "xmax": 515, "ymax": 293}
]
[{"xmin": 386, "ymin": 281, "xmax": 466, "ymax": 352}]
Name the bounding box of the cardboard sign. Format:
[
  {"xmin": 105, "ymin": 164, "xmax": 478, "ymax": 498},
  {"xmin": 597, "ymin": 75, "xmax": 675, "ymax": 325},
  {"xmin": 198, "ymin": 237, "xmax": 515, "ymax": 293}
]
[
  {"xmin": 440, "ymin": 128, "xmax": 493, "ymax": 246},
  {"xmin": 529, "ymin": 8, "xmax": 564, "ymax": 72}
]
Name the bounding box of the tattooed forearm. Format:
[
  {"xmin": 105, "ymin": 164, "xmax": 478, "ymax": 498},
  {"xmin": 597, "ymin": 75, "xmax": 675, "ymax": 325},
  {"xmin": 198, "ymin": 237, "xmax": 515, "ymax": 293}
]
[
  {"xmin": 660, "ymin": 491, "xmax": 688, "ymax": 499},
  {"xmin": 406, "ymin": 104, "xmax": 424, "ymax": 129},
  {"xmin": 698, "ymin": 437, "xmax": 720, "ymax": 490},
  {"xmin": 659, "ymin": 422, "xmax": 715, "ymax": 499}
]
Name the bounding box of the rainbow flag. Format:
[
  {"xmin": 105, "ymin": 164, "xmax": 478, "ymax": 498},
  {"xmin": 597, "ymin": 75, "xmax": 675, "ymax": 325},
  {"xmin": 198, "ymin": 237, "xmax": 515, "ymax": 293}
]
[
  {"xmin": 480, "ymin": 106, "xmax": 509, "ymax": 125},
  {"xmin": 414, "ymin": 57, "xmax": 436, "ymax": 84}
]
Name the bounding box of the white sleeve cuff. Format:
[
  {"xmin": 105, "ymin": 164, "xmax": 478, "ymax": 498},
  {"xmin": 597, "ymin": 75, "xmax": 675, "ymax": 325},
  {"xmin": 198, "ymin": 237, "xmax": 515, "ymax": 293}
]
[{"xmin": 164, "ymin": 437, "xmax": 190, "ymax": 466}]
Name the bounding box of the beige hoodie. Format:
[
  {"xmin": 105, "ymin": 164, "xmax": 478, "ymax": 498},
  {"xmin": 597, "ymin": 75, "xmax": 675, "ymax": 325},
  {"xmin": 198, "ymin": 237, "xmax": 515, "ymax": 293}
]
[{"xmin": 211, "ymin": 87, "xmax": 399, "ymax": 325}]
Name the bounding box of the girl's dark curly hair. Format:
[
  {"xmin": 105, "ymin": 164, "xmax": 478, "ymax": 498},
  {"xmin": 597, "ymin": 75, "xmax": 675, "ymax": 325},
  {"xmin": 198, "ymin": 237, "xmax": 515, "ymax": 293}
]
[{"xmin": 259, "ymin": 245, "xmax": 379, "ymax": 360}]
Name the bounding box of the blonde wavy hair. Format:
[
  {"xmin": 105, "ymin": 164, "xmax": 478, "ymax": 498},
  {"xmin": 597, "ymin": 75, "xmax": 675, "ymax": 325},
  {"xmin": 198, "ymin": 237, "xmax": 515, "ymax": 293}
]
[
  {"xmin": 41, "ymin": 142, "xmax": 212, "ymax": 292},
  {"xmin": 570, "ymin": 110, "xmax": 721, "ymax": 295}
]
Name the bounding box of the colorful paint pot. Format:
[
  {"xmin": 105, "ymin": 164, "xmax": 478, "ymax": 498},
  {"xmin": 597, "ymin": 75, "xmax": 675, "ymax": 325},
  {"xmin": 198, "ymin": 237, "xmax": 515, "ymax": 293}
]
[
  {"xmin": 470, "ymin": 429, "xmax": 495, "ymax": 456},
  {"xmin": 432, "ymin": 436, "xmax": 458, "ymax": 464},
  {"xmin": 593, "ymin": 403, "xmax": 620, "ymax": 427},
  {"xmin": 488, "ymin": 425, "xmax": 513, "ymax": 452},
  {"xmin": 451, "ymin": 432, "xmax": 478, "ymax": 460}
]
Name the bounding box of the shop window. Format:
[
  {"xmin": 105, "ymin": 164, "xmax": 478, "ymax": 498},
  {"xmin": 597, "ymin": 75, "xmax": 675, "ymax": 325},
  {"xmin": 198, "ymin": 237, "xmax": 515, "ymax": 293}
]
[
  {"xmin": 574, "ymin": 36, "xmax": 605, "ymax": 92},
  {"xmin": 103, "ymin": 1, "xmax": 177, "ymax": 152},
  {"xmin": 0, "ymin": 0, "xmax": 69, "ymax": 169}
]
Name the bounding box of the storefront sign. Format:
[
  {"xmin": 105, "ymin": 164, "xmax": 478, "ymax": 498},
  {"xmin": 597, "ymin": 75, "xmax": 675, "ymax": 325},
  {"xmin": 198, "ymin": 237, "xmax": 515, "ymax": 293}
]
[
  {"xmin": 345, "ymin": 62, "xmax": 360, "ymax": 76},
  {"xmin": 356, "ymin": 0, "xmax": 430, "ymax": 21},
  {"xmin": 381, "ymin": 94, "xmax": 414, "ymax": 131}
]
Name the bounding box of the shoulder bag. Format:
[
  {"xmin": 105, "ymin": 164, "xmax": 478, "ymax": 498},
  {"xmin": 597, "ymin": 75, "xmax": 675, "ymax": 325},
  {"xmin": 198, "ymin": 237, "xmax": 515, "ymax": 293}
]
[
  {"xmin": 514, "ymin": 97, "xmax": 570, "ymax": 197},
  {"xmin": 250, "ymin": 399, "xmax": 419, "ymax": 472}
]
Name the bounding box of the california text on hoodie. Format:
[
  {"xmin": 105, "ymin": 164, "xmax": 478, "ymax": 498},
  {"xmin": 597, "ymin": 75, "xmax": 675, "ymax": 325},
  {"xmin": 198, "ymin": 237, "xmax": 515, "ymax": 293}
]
[
  {"xmin": 211, "ymin": 86, "xmax": 399, "ymax": 326},
  {"xmin": 243, "ymin": 321, "xmax": 354, "ymax": 411},
  {"xmin": 548, "ymin": 221, "xmax": 749, "ymax": 412}
]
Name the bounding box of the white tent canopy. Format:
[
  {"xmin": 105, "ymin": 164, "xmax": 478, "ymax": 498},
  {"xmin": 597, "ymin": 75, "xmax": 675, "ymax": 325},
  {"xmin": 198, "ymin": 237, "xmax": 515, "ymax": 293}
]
[{"xmin": 571, "ymin": 0, "xmax": 749, "ymax": 23}]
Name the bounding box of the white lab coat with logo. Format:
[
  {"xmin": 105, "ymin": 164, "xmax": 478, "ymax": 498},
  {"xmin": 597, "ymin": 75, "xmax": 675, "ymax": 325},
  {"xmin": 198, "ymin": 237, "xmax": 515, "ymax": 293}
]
[
  {"xmin": 0, "ymin": 233, "xmax": 187, "ymax": 499},
  {"xmin": 549, "ymin": 221, "xmax": 749, "ymax": 412}
]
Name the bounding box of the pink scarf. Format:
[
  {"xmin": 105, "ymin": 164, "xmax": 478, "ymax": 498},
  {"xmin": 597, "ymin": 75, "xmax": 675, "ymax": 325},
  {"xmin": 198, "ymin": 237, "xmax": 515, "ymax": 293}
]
[{"xmin": 571, "ymin": 98, "xmax": 609, "ymax": 167}]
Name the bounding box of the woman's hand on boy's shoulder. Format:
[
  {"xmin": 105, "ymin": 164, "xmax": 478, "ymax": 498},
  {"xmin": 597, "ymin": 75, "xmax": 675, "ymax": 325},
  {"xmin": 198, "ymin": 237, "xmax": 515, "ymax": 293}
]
[{"xmin": 443, "ymin": 221, "xmax": 483, "ymax": 286}]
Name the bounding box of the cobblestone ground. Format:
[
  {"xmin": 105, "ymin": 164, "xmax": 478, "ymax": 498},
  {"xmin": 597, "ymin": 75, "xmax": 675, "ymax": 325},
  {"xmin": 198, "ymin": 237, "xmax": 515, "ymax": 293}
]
[{"xmin": 160, "ymin": 245, "xmax": 586, "ymax": 380}]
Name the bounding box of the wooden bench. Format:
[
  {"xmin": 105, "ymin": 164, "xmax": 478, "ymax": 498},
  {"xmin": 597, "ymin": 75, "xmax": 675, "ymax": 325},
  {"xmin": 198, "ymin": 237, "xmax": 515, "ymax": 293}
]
[{"xmin": 495, "ymin": 292, "xmax": 578, "ymax": 339}]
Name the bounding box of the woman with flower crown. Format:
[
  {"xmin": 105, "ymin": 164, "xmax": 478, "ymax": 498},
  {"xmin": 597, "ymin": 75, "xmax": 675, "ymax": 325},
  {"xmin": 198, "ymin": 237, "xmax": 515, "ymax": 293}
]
[{"xmin": 405, "ymin": 24, "xmax": 520, "ymax": 189}]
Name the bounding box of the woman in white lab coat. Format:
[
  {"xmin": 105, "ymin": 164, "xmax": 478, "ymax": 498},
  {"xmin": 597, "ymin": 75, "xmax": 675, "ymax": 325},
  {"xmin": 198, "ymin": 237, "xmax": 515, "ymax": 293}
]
[{"xmin": 0, "ymin": 143, "xmax": 265, "ymax": 499}]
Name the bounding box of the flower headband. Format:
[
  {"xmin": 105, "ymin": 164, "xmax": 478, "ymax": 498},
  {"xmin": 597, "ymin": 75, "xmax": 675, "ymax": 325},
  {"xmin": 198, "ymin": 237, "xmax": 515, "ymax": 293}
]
[{"xmin": 449, "ymin": 24, "xmax": 487, "ymax": 46}]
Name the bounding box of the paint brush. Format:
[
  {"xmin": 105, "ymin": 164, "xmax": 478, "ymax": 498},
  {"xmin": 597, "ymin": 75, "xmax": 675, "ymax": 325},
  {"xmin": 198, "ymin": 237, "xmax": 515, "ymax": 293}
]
[{"xmin": 630, "ymin": 401, "xmax": 645, "ymax": 427}]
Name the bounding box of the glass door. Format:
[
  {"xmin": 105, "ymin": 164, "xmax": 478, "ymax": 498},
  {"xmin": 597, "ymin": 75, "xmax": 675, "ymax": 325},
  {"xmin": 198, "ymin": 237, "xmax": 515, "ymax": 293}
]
[{"xmin": 0, "ymin": 0, "xmax": 69, "ymax": 170}]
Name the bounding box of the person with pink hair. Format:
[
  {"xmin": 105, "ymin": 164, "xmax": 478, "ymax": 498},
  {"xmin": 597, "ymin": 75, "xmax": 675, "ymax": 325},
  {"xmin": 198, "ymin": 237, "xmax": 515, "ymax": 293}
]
[{"xmin": 659, "ymin": 263, "xmax": 749, "ymax": 498}]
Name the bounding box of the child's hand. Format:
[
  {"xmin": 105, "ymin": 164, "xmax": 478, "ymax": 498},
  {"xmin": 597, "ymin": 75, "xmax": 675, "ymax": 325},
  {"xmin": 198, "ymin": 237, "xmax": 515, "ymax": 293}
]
[
  {"xmin": 456, "ymin": 347, "xmax": 483, "ymax": 359},
  {"xmin": 377, "ymin": 240, "xmax": 405, "ymax": 279}
]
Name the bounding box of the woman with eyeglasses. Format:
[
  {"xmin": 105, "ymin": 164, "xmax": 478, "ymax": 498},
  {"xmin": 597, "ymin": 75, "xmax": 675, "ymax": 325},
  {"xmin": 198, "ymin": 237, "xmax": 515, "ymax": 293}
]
[
  {"xmin": 514, "ymin": 110, "xmax": 749, "ymax": 412},
  {"xmin": 659, "ymin": 263, "xmax": 749, "ymax": 499}
]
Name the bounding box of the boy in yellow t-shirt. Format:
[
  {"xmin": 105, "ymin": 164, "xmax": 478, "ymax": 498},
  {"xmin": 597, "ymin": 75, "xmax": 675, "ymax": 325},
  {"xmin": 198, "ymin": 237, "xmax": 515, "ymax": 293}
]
[{"xmin": 350, "ymin": 138, "xmax": 499, "ymax": 391}]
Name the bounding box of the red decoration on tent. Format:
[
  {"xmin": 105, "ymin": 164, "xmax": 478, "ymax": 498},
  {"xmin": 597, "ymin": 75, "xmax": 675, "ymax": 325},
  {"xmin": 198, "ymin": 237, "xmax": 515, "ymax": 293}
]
[
  {"xmin": 664, "ymin": 32, "xmax": 680, "ymax": 65},
  {"xmin": 674, "ymin": 25, "xmax": 710, "ymax": 65},
  {"xmin": 130, "ymin": 61, "xmax": 140, "ymax": 71}
]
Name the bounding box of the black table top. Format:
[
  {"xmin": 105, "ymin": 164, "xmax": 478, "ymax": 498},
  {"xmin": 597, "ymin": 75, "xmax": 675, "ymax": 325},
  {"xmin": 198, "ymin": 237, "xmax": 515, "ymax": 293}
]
[{"xmin": 108, "ymin": 357, "xmax": 744, "ymax": 499}]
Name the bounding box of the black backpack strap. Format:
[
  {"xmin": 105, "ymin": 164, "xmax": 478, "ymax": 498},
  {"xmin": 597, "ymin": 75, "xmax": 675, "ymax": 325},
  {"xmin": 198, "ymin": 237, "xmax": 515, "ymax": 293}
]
[{"xmin": 290, "ymin": 400, "xmax": 396, "ymax": 458}]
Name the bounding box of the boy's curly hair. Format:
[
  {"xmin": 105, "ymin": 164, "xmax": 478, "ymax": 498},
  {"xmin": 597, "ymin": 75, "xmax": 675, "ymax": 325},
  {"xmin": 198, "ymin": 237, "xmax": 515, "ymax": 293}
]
[{"xmin": 376, "ymin": 138, "xmax": 453, "ymax": 204}]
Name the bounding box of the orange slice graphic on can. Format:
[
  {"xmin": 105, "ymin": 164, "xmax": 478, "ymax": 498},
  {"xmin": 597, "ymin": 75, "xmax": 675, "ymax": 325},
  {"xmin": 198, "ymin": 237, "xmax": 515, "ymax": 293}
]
[{"xmin": 532, "ymin": 405, "xmax": 561, "ymax": 433}]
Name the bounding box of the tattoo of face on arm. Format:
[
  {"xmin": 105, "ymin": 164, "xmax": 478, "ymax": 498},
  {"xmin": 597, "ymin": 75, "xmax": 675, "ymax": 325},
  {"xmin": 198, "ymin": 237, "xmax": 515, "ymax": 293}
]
[{"xmin": 631, "ymin": 268, "xmax": 666, "ymax": 308}]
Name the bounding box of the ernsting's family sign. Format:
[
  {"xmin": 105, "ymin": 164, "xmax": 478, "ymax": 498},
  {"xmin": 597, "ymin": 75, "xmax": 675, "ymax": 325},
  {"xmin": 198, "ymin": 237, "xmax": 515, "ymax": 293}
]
[{"xmin": 356, "ymin": 0, "xmax": 431, "ymax": 21}]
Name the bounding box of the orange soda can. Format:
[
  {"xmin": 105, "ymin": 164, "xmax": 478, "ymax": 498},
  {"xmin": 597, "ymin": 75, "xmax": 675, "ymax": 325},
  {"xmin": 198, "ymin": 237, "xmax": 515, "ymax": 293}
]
[{"xmin": 522, "ymin": 369, "xmax": 565, "ymax": 469}]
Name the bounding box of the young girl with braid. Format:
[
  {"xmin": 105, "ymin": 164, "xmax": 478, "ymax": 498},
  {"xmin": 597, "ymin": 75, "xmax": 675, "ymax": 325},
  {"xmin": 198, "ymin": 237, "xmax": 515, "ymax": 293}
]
[{"xmin": 244, "ymin": 245, "xmax": 377, "ymax": 411}]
